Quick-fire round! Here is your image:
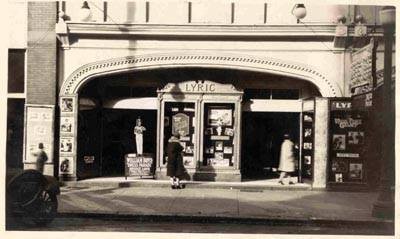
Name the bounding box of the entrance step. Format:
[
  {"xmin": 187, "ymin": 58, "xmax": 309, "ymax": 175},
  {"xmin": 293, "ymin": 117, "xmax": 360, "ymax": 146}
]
[{"xmin": 61, "ymin": 177, "xmax": 313, "ymax": 191}]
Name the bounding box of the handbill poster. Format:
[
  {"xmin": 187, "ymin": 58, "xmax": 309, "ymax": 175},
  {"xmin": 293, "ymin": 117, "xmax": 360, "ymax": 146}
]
[{"xmin": 25, "ymin": 105, "xmax": 55, "ymax": 163}]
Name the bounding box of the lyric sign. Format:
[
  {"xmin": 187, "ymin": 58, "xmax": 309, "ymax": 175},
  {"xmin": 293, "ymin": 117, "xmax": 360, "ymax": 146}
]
[
  {"xmin": 185, "ymin": 82, "xmax": 216, "ymax": 93},
  {"xmin": 160, "ymin": 81, "xmax": 242, "ymax": 94}
]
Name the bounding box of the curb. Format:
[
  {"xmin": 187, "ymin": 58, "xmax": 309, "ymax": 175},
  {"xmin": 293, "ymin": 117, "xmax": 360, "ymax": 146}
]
[
  {"xmin": 60, "ymin": 181, "xmax": 315, "ymax": 191},
  {"xmin": 57, "ymin": 211, "xmax": 394, "ymax": 228}
]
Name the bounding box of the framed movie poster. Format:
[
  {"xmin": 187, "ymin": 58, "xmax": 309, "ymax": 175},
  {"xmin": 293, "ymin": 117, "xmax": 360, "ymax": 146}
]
[
  {"xmin": 60, "ymin": 97, "xmax": 74, "ymax": 113},
  {"xmin": 335, "ymin": 173, "xmax": 343, "ymax": 182},
  {"xmin": 59, "ymin": 156, "xmax": 74, "ymax": 175},
  {"xmin": 349, "ymin": 163, "xmax": 363, "ymax": 180},
  {"xmin": 348, "ymin": 131, "xmax": 364, "ymax": 145},
  {"xmin": 304, "ymin": 128, "xmax": 312, "ymax": 138},
  {"xmin": 224, "ymin": 128, "xmax": 234, "ymax": 136},
  {"xmin": 208, "ymin": 108, "xmax": 232, "ymax": 126},
  {"xmin": 172, "ymin": 113, "xmax": 190, "ymax": 136},
  {"xmin": 304, "ymin": 155, "xmax": 312, "ymax": 165},
  {"xmin": 215, "ymin": 141, "xmax": 223, "ymax": 151},
  {"xmin": 60, "ymin": 137, "xmax": 74, "ymax": 153},
  {"xmin": 303, "ymin": 142, "xmax": 312, "ymax": 150},
  {"xmin": 332, "ymin": 134, "xmax": 346, "ymax": 150},
  {"xmin": 60, "ymin": 117, "xmax": 74, "ymax": 133},
  {"xmin": 331, "ymin": 159, "xmax": 348, "ymax": 173},
  {"xmin": 223, "ymin": 146, "xmax": 233, "ymax": 154}
]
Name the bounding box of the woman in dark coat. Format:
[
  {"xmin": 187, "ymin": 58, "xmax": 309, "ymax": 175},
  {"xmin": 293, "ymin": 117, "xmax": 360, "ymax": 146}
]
[{"xmin": 167, "ymin": 132, "xmax": 185, "ymax": 189}]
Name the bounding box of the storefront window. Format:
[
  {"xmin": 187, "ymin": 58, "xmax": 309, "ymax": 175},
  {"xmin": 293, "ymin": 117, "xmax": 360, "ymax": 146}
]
[
  {"xmin": 8, "ymin": 49, "xmax": 25, "ymax": 93},
  {"xmin": 202, "ymin": 103, "xmax": 235, "ymax": 168},
  {"xmin": 163, "ymin": 102, "xmax": 196, "ymax": 168}
]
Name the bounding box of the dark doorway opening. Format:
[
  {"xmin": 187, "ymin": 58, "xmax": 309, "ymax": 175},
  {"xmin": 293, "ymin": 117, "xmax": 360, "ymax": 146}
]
[
  {"xmin": 241, "ymin": 112, "xmax": 299, "ymax": 179},
  {"xmin": 101, "ymin": 109, "xmax": 157, "ymax": 177}
]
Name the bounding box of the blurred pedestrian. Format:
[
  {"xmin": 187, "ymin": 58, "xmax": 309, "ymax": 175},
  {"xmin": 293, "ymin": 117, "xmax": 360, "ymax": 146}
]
[
  {"xmin": 166, "ymin": 132, "xmax": 185, "ymax": 189},
  {"xmin": 278, "ymin": 134, "xmax": 296, "ymax": 185},
  {"xmin": 33, "ymin": 143, "xmax": 48, "ymax": 174}
]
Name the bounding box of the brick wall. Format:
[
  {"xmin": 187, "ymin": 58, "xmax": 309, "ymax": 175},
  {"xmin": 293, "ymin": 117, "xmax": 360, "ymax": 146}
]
[{"xmin": 27, "ymin": 2, "xmax": 57, "ymax": 105}]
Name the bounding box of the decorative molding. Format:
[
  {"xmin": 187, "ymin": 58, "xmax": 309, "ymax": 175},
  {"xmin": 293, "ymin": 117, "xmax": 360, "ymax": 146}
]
[
  {"xmin": 59, "ymin": 22, "xmax": 384, "ymax": 38},
  {"xmin": 60, "ymin": 52, "xmax": 342, "ymax": 97},
  {"xmin": 65, "ymin": 22, "xmax": 339, "ymax": 37}
]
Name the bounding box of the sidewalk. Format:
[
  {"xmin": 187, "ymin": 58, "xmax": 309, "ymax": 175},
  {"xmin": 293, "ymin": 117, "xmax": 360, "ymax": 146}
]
[{"xmin": 58, "ymin": 178, "xmax": 393, "ymax": 225}]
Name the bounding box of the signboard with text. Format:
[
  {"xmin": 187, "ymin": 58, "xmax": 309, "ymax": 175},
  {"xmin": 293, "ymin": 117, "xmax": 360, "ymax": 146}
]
[
  {"xmin": 125, "ymin": 154, "xmax": 154, "ymax": 178},
  {"xmin": 350, "ymin": 39, "xmax": 376, "ymax": 109}
]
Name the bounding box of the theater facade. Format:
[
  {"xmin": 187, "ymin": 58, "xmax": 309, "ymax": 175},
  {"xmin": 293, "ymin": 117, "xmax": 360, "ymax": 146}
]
[{"xmin": 14, "ymin": 1, "xmax": 389, "ymax": 189}]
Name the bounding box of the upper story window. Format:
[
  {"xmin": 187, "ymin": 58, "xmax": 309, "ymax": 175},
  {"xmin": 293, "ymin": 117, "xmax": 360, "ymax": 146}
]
[{"xmin": 8, "ymin": 49, "xmax": 25, "ymax": 94}]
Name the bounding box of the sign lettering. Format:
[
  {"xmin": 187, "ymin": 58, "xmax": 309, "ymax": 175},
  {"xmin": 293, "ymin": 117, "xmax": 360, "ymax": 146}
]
[{"xmin": 185, "ymin": 83, "xmax": 216, "ymax": 93}]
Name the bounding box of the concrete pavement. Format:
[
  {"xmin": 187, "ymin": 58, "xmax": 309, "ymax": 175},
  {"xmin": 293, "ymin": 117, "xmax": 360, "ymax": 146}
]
[{"xmin": 57, "ymin": 179, "xmax": 393, "ymax": 225}]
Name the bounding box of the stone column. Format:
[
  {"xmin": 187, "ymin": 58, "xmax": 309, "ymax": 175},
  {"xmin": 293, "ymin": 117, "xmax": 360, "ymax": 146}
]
[{"xmin": 312, "ymin": 97, "xmax": 329, "ymax": 188}]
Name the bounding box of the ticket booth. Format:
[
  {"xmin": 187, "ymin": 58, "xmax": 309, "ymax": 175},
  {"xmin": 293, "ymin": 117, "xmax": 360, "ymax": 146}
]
[{"xmin": 156, "ymin": 80, "xmax": 243, "ymax": 181}]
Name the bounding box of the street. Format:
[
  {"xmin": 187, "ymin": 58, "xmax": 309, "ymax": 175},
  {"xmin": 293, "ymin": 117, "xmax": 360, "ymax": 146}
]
[{"xmin": 6, "ymin": 214, "xmax": 394, "ymax": 235}]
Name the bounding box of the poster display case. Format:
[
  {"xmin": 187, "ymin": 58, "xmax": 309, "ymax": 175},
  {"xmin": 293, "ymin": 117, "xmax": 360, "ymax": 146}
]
[
  {"xmin": 301, "ymin": 112, "xmax": 314, "ymax": 179},
  {"xmin": 203, "ymin": 103, "xmax": 235, "ymax": 168},
  {"xmin": 157, "ymin": 80, "xmax": 243, "ymax": 181},
  {"xmin": 329, "ymin": 99, "xmax": 366, "ymax": 184},
  {"xmin": 163, "ymin": 102, "xmax": 196, "ymax": 168}
]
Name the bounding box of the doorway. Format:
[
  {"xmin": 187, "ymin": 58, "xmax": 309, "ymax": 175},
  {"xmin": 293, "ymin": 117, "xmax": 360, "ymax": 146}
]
[
  {"xmin": 101, "ymin": 109, "xmax": 157, "ymax": 177},
  {"xmin": 241, "ymin": 112, "xmax": 299, "ymax": 179}
]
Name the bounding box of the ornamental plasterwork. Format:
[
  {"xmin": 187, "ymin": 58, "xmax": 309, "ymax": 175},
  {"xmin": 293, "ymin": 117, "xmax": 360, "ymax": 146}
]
[{"xmin": 60, "ymin": 52, "xmax": 342, "ymax": 97}]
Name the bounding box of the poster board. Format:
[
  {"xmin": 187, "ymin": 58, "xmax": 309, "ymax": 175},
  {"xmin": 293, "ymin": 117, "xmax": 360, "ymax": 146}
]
[
  {"xmin": 329, "ymin": 99, "xmax": 366, "ymax": 183},
  {"xmin": 24, "ymin": 105, "xmax": 55, "ymax": 163},
  {"xmin": 125, "ymin": 154, "xmax": 155, "ymax": 178}
]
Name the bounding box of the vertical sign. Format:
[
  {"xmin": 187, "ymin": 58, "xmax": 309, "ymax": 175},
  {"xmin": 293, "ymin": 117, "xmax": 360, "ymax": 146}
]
[{"xmin": 350, "ymin": 39, "xmax": 376, "ymax": 109}]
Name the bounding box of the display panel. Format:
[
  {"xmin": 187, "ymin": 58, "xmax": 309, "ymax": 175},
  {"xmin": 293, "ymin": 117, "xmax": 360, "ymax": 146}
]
[
  {"xmin": 329, "ymin": 99, "xmax": 366, "ymax": 183},
  {"xmin": 203, "ymin": 103, "xmax": 235, "ymax": 167},
  {"xmin": 163, "ymin": 102, "xmax": 196, "ymax": 168},
  {"xmin": 301, "ymin": 112, "xmax": 314, "ymax": 179}
]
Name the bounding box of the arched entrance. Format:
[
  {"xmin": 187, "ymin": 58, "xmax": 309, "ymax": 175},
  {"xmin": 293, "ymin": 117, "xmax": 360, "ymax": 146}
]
[{"xmin": 58, "ymin": 52, "xmax": 341, "ymax": 181}]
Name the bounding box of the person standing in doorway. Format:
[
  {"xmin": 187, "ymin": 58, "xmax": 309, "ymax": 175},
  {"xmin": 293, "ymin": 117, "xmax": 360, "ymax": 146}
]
[
  {"xmin": 134, "ymin": 117, "xmax": 146, "ymax": 156},
  {"xmin": 167, "ymin": 132, "xmax": 185, "ymax": 189},
  {"xmin": 32, "ymin": 143, "xmax": 48, "ymax": 174},
  {"xmin": 278, "ymin": 133, "xmax": 296, "ymax": 185}
]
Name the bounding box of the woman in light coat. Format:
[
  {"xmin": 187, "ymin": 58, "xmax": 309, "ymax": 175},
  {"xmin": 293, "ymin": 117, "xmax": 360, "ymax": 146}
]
[{"xmin": 278, "ymin": 134, "xmax": 296, "ymax": 185}]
